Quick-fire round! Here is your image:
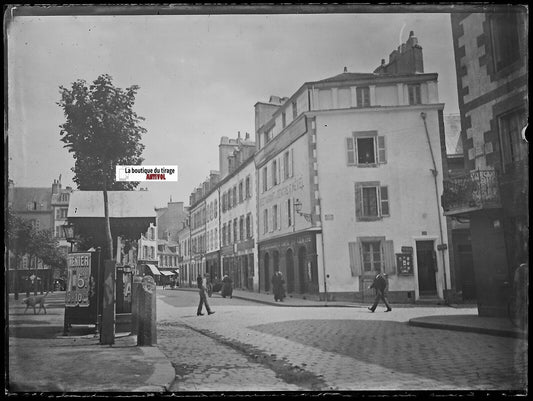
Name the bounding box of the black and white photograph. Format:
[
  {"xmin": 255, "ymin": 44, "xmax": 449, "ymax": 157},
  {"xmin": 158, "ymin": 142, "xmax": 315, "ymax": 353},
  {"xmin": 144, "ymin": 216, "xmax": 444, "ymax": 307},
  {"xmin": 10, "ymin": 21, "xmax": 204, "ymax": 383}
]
[{"xmin": 5, "ymin": 4, "xmax": 528, "ymax": 395}]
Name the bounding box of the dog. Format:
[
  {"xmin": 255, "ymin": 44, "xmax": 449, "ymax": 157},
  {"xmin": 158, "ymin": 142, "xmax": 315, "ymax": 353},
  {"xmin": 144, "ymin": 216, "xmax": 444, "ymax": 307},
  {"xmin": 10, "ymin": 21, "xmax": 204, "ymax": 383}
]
[{"xmin": 22, "ymin": 292, "xmax": 49, "ymax": 315}]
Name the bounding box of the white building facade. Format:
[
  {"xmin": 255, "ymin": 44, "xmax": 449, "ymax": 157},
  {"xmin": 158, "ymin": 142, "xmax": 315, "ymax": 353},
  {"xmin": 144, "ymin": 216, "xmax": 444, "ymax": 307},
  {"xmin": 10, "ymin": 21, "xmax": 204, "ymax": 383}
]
[{"xmin": 255, "ymin": 32, "xmax": 450, "ymax": 302}]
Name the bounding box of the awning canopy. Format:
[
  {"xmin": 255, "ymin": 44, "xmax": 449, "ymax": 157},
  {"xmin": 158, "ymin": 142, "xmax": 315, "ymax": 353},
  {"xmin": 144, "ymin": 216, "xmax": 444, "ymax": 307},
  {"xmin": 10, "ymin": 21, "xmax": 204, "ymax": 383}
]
[
  {"xmin": 145, "ymin": 264, "xmax": 161, "ymax": 275},
  {"xmin": 160, "ymin": 270, "xmax": 175, "ymax": 276}
]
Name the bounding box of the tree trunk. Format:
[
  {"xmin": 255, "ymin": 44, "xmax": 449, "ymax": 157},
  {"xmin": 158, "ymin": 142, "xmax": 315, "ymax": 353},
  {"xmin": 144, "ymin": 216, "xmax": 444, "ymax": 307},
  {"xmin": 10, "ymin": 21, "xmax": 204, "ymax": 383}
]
[{"xmin": 103, "ymin": 185, "xmax": 114, "ymax": 261}]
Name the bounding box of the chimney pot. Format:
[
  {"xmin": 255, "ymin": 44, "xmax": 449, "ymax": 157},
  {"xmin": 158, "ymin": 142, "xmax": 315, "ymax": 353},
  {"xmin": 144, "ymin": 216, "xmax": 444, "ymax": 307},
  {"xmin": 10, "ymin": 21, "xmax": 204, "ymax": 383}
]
[
  {"xmin": 343, "ymin": 66, "xmax": 347, "ymax": 73},
  {"xmin": 410, "ymin": 30, "xmax": 414, "ymax": 37},
  {"xmin": 381, "ymin": 58, "xmax": 385, "ymax": 65}
]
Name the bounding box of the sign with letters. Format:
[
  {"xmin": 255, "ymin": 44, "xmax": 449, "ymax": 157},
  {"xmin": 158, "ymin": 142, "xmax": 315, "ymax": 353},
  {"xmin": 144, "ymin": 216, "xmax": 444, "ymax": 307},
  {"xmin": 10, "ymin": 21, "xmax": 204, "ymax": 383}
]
[{"xmin": 65, "ymin": 253, "xmax": 92, "ymax": 307}]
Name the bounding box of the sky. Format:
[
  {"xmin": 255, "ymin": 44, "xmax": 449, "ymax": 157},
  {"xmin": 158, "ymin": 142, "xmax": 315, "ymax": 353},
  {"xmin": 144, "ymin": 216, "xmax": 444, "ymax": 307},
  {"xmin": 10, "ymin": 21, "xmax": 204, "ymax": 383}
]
[{"xmin": 7, "ymin": 6, "xmax": 460, "ymax": 209}]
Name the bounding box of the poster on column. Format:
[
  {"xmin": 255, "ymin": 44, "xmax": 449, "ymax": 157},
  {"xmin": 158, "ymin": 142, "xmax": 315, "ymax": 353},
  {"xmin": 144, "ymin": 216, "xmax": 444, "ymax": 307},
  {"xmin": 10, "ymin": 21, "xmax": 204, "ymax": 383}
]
[{"xmin": 65, "ymin": 253, "xmax": 92, "ymax": 307}]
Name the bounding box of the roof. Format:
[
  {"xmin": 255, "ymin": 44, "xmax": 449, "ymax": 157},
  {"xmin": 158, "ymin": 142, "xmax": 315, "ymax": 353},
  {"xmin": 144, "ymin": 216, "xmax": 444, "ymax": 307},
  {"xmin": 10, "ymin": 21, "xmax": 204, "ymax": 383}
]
[
  {"xmin": 314, "ymin": 72, "xmax": 378, "ymax": 84},
  {"xmin": 9, "ymin": 187, "xmax": 52, "ymax": 212},
  {"xmin": 68, "ymin": 190, "xmax": 156, "ymax": 218}
]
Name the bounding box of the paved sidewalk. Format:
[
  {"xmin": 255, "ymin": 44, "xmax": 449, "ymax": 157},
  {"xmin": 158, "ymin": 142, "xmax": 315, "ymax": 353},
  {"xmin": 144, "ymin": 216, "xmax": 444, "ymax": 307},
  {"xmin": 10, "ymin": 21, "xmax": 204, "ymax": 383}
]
[
  {"xmin": 173, "ymin": 286, "xmax": 527, "ymax": 339},
  {"xmin": 7, "ymin": 292, "xmax": 175, "ymax": 393}
]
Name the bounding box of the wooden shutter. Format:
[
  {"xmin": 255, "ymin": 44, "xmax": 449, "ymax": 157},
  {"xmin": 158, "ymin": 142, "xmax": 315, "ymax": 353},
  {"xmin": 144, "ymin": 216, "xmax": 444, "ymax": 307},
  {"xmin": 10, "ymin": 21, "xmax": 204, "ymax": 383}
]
[
  {"xmin": 354, "ymin": 183, "xmax": 362, "ymax": 220},
  {"xmin": 380, "ymin": 186, "xmax": 389, "ymax": 216},
  {"xmin": 382, "ymin": 240, "xmax": 395, "ymax": 275},
  {"xmin": 348, "ymin": 242, "xmax": 362, "ymax": 276},
  {"xmin": 346, "ymin": 137, "xmax": 355, "ymax": 165},
  {"xmin": 378, "ymin": 136, "xmax": 386, "ymax": 163}
]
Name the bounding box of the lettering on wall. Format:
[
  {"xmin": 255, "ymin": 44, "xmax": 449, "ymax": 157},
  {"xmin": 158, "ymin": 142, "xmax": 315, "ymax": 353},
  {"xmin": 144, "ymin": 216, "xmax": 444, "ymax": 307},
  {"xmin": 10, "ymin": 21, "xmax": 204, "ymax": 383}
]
[{"xmin": 259, "ymin": 175, "xmax": 305, "ymax": 207}]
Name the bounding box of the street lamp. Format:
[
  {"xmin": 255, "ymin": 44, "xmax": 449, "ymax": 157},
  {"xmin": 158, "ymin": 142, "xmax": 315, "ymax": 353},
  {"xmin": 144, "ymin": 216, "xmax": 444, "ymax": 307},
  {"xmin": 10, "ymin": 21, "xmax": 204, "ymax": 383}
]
[
  {"xmin": 294, "ymin": 198, "xmax": 313, "ymax": 222},
  {"xmin": 62, "ymin": 223, "xmax": 76, "ymax": 252}
]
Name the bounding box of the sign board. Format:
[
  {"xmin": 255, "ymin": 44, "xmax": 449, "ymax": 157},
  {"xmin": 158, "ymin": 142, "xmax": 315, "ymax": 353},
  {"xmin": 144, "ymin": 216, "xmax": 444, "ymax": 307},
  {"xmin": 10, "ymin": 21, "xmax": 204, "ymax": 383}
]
[
  {"xmin": 325, "ymin": 214, "xmax": 334, "ymax": 221},
  {"xmin": 437, "ymin": 244, "xmax": 448, "ymax": 251},
  {"xmin": 401, "ymin": 246, "xmax": 413, "ymax": 253},
  {"xmin": 65, "ymin": 253, "xmax": 92, "ymax": 308},
  {"xmin": 396, "ymin": 253, "xmax": 414, "ymax": 275}
]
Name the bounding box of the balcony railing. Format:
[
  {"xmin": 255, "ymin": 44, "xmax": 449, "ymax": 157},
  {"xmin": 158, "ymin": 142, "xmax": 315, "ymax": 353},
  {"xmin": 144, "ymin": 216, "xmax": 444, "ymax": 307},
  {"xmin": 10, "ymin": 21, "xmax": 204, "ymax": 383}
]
[{"xmin": 442, "ymin": 170, "xmax": 501, "ymax": 215}]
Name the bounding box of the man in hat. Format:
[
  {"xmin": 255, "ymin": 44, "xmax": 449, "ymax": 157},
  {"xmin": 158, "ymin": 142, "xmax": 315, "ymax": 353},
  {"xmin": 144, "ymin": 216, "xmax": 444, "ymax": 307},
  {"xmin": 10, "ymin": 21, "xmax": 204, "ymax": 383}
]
[{"xmin": 368, "ymin": 269, "xmax": 392, "ymax": 312}]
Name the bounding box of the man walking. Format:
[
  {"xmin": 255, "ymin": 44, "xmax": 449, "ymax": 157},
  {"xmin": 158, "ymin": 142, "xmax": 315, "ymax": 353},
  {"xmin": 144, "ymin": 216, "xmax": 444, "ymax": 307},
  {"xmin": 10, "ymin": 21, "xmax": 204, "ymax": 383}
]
[
  {"xmin": 197, "ymin": 274, "xmax": 215, "ymax": 316},
  {"xmin": 368, "ymin": 269, "xmax": 392, "ymax": 312}
]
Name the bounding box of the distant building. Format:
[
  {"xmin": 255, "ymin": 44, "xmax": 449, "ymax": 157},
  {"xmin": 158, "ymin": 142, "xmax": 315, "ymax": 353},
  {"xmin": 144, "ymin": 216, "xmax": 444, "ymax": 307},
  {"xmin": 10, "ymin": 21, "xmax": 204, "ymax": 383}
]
[
  {"xmin": 155, "ymin": 200, "xmax": 188, "ymax": 242},
  {"xmin": 447, "ymin": 8, "xmax": 528, "ymax": 316},
  {"xmin": 50, "ymin": 176, "xmax": 73, "ymax": 258},
  {"xmin": 8, "ymin": 179, "xmax": 61, "ymax": 293}
]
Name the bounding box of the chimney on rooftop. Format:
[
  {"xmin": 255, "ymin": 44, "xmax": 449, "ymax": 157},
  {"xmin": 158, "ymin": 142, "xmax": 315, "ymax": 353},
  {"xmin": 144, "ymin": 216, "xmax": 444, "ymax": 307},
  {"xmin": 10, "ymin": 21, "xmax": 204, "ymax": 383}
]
[
  {"xmin": 343, "ymin": 66, "xmax": 348, "ymax": 73},
  {"xmin": 373, "ymin": 30, "xmax": 424, "ymax": 75}
]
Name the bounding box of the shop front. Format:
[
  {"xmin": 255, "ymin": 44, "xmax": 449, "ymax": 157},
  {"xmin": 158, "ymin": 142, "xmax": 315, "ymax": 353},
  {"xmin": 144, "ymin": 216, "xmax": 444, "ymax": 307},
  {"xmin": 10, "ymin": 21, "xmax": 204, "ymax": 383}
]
[
  {"xmin": 258, "ymin": 232, "xmax": 319, "ymax": 295},
  {"xmin": 205, "ymin": 251, "xmax": 221, "ymax": 282},
  {"xmin": 221, "ymin": 241, "xmax": 255, "ymax": 291}
]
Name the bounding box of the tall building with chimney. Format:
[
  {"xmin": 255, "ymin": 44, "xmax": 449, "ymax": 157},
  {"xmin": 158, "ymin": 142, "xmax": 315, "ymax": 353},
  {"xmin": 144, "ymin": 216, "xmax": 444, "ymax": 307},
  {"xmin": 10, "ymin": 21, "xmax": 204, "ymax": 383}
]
[{"xmin": 254, "ymin": 31, "xmax": 450, "ymax": 302}]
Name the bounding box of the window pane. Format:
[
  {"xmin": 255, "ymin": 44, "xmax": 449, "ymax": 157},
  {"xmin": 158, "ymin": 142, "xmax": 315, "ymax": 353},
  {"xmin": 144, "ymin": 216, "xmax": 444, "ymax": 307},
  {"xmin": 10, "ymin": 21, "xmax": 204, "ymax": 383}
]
[
  {"xmin": 357, "ymin": 137, "xmax": 375, "ymax": 164},
  {"xmin": 362, "ymin": 187, "xmax": 378, "ymax": 216}
]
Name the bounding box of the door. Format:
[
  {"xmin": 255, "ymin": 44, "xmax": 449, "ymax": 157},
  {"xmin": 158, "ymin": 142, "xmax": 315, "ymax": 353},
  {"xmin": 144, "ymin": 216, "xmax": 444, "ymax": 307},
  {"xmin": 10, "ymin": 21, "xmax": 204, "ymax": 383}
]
[
  {"xmin": 416, "ymin": 240, "xmax": 437, "ymax": 296},
  {"xmin": 286, "ymin": 249, "xmax": 295, "ymax": 293},
  {"xmin": 458, "ymin": 244, "xmax": 476, "ymax": 300},
  {"xmin": 297, "ymin": 247, "xmax": 307, "ymax": 293},
  {"xmin": 263, "ymin": 253, "xmax": 270, "ymax": 292}
]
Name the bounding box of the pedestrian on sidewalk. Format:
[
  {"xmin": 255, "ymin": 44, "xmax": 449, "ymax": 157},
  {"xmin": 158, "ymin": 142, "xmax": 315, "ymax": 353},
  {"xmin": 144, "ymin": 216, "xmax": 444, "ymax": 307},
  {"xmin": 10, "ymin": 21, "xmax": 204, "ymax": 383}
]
[
  {"xmin": 368, "ymin": 269, "xmax": 392, "ymax": 312},
  {"xmin": 197, "ymin": 274, "xmax": 215, "ymax": 316},
  {"xmin": 221, "ymin": 275, "xmax": 233, "ymax": 298},
  {"xmin": 272, "ymin": 271, "xmax": 286, "ymax": 302}
]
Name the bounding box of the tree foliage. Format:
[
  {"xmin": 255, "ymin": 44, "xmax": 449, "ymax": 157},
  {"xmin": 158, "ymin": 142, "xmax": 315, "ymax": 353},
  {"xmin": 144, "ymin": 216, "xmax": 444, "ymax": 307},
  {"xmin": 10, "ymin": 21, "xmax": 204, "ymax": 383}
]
[{"xmin": 57, "ymin": 74, "xmax": 146, "ymax": 190}]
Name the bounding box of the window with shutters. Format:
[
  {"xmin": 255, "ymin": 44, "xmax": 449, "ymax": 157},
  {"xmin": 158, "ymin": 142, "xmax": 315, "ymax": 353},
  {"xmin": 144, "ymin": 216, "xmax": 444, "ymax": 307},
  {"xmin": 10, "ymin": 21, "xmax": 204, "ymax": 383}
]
[
  {"xmin": 346, "ymin": 131, "xmax": 386, "ymax": 166},
  {"xmin": 498, "ymin": 108, "xmax": 527, "ymax": 172},
  {"xmin": 348, "ymin": 238, "xmax": 395, "ymax": 277},
  {"xmin": 355, "ymin": 182, "xmax": 390, "ymax": 221}
]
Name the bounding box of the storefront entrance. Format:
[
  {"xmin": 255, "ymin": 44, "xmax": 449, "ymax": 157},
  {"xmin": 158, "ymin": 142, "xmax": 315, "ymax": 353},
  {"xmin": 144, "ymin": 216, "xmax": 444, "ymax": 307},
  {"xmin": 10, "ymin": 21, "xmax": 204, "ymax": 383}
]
[{"xmin": 416, "ymin": 240, "xmax": 437, "ymax": 296}]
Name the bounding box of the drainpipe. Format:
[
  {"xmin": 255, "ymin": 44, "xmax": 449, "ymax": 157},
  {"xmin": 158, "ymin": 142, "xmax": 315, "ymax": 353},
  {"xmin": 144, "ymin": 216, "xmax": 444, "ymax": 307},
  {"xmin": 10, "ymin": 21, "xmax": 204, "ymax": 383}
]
[{"xmin": 420, "ymin": 111, "xmax": 449, "ymax": 305}]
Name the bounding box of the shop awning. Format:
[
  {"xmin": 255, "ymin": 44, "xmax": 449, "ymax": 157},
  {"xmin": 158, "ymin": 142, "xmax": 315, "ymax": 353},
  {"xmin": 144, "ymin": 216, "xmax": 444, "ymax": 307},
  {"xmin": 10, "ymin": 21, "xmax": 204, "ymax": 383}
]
[
  {"xmin": 145, "ymin": 264, "xmax": 161, "ymax": 275},
  {"xmin": 160, "ymin": 270, "xmax": 175, "ymax": 276}
]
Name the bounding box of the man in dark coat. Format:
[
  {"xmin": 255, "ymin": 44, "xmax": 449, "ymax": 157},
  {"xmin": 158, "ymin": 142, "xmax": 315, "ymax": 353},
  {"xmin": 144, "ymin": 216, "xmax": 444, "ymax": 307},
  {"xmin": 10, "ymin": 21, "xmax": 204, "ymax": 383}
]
[
  {"xmin": 197, "ymin": 274, "xmax": 215, "ymax": 316},
  {"xmin": 368, "ymin": 269, "xmax": 392, "ymax": 312}
]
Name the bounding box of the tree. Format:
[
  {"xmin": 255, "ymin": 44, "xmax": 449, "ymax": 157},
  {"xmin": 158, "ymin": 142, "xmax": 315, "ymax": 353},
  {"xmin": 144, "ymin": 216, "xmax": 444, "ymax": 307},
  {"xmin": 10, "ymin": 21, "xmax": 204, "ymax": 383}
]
[
  {"xmin": 7, "ymin": 209, "xmax": 33, "ymax": 300},
  {"xmin": 58, "ymin": 74, "xmax": 146, "ymax": 259}
]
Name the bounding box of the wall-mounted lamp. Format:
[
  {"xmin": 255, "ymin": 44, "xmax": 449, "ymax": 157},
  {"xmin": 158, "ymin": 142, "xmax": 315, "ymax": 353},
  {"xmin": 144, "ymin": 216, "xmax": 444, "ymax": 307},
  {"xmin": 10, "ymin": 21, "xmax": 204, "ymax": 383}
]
[{"xmin": 294, "ymin": 198, "xmax": 313, "ymax": 223}]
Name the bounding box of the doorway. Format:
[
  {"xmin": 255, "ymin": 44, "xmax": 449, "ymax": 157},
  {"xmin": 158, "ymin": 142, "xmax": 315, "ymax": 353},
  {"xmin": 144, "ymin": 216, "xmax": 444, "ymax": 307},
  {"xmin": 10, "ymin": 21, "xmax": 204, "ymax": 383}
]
[
  {"xmin": 416, "ymin": 240, "xmax": 438, "ymax": 296},
  {"xmin": 297, "ymin": 247, "xmax": 307, "ymax": 293},
  {"xmin": 263, "ymin": 253, "xmax": 270, "ymax": 292},
  {"xmin": 458, "ymin": 244, "xmax": 476, "ymax": 300},
  {"xmin": 286, "ymin": 249, "xmax": 295, "ymax": 293}
]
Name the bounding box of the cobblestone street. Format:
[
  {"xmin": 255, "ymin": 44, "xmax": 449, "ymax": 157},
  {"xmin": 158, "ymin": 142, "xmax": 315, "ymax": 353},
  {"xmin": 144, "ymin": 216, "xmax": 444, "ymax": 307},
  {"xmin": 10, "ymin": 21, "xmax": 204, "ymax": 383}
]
[{"xmin": 156, "ymin": 290, "xmax": 528, "ymax": 392}]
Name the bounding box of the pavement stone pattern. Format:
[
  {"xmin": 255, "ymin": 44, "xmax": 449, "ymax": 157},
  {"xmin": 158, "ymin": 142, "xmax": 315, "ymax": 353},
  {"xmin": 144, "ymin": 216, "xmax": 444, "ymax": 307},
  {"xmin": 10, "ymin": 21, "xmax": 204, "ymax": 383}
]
[
  {"xmin": 157, "ymin": 292, "xmax": 528, "ymax": 392},
  {"xmin": 157, "ymin": 321, "xmax": 301, "ymax": 391}
]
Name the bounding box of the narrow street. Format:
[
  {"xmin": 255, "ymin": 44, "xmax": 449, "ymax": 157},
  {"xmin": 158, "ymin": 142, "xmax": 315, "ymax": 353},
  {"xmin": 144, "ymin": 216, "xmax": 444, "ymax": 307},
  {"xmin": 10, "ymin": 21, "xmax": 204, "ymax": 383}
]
[{"xmin": 156, "ymin": 289, "xmax": 528, "ymax": 391}]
